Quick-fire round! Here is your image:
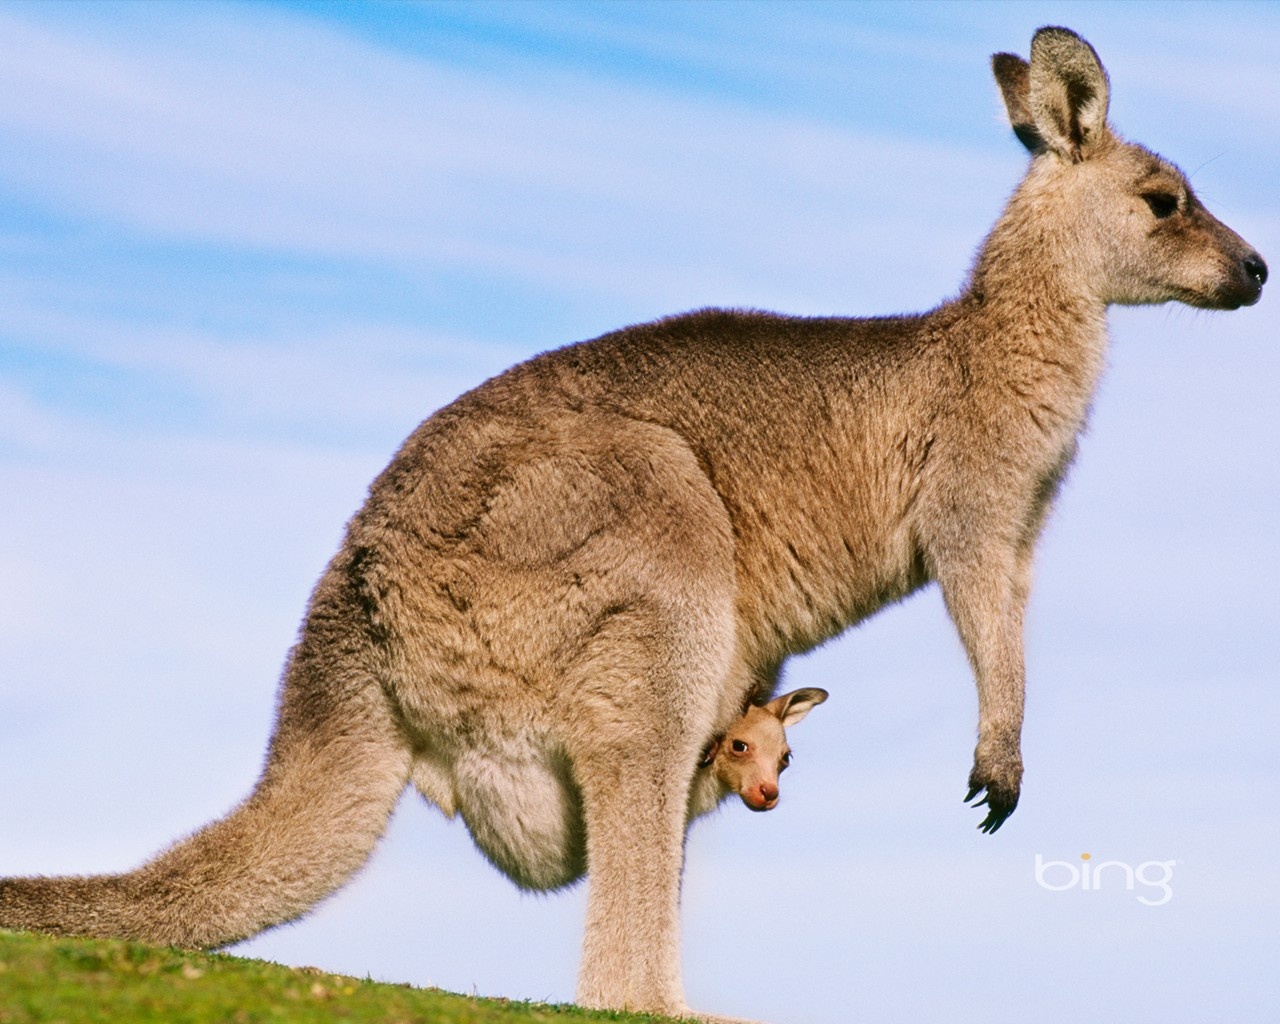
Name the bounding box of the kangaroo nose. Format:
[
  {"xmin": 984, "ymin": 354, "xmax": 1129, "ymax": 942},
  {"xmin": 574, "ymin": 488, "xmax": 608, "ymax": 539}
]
[{"xmin": 1245, "ymin": 252, "xmax": 1268, "ymax": 287}]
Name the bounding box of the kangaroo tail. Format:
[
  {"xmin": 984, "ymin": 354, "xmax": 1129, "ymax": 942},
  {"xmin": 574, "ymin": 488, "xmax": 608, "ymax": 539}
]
[{"xmin": 0, "ymin": 576, "xmax": 412, "ymax": 948}]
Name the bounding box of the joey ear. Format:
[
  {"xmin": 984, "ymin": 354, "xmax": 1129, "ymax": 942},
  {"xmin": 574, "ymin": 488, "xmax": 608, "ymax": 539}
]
[
  {"xmin": 1027, "ymin": 26, "xmax": 1110, "ymax": 162},
  {"xmin": 992, "ymin": 52, "xmax": 1041, "ymax": 153},
  {"xmin": 767, "ymin": 687, "xmax": 829, "ymax": 727}
]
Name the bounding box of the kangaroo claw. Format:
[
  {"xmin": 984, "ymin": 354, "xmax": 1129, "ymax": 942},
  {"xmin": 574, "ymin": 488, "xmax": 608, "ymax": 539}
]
[{"xmin": 965, "ymin": 762, "xmax": 1020, "ymax": 833}]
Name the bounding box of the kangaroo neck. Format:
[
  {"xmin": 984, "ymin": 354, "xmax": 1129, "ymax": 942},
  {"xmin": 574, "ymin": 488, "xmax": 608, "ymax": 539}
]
[{"xmin": 951, "ymin": 200, "xmax": 1111, "ymax": 398}]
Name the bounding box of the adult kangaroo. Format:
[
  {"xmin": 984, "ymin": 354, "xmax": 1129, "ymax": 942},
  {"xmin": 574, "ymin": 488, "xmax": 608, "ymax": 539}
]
[{"xmin": 0, "ymin": 25, "xmax": 1265, "ymax": 1023}]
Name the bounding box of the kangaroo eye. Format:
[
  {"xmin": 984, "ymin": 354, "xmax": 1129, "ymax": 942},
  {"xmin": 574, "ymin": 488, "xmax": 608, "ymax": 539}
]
[
  {"xmin": 779, "ymin": 752, "xmax": 792, "ymax": 770},
  {"xmin": 1142, "ymin": 192, "xmax": 1178, "ymax": 219},
  {"xmin": 731, "ymin": 739, "xmax": 749, "ymax": 754}
]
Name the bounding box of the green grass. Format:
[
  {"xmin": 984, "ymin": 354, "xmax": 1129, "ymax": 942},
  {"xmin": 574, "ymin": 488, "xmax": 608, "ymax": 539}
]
[{"xmin": 0, "ymin": 931, "xmax": 686, "ymax": 1024}]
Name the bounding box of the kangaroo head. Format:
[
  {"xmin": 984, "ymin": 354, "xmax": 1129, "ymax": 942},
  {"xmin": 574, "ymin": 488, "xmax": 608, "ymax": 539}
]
[
  {"xmin": 990, "ymin": 26, "xmax": 1265, "ymax": 310},
  {"xmin": 706, "ymin": 687, "xmax": 828, "ymax": 812}
]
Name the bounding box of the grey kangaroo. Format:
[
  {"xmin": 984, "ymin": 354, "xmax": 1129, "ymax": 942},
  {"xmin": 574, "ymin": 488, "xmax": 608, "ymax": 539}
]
[{"xmin": 0, "ymin": 26, "xmax": 1265, "ymax": 1023}]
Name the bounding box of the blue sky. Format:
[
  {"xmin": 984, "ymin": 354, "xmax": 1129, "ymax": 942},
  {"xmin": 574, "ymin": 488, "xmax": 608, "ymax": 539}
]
[{"xmin": 1, "ymin": 2, "xmax": 1277, "ymax": 1022}]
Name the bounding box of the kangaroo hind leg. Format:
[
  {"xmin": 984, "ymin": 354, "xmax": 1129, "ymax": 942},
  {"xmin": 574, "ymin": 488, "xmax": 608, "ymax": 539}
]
[{"xmin": 568, "ymin": 598, "xmax": 742, "ymax": 1019}]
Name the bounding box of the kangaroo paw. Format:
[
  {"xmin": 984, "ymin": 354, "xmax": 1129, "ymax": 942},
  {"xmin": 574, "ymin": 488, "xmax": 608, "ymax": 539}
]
[{"xmin": 964, "ymin": 753, "xmax": 1022, "ymax": 833}]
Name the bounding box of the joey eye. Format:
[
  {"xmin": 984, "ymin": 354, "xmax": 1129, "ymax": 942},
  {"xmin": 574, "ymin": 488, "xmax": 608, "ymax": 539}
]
[
  {"xmin": 1142, "ymin": 192, "xmax": 1179, "ymax": 219},
  {"xmin": 731, "ymin": 739, "xmax": 749, "ymax": 754},
  {"xmin": 780, "ymin": 752, "xmax": 792, "ymax": 770}
]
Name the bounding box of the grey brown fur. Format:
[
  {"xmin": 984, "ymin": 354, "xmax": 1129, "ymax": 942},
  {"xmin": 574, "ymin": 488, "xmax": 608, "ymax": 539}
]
[{"xmin": 0, "ymin": 26, "xmax": 1265, "ymax": 1022}]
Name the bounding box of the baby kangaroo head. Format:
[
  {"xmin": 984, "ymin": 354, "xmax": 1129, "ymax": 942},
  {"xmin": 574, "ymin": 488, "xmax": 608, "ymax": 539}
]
[
  {"xmin": 992, "ymin": 26, "xmax": 1265, "ymax": 310},
  {"xmin": 709, "ymin": 687, "xmax": 828, "ymax": 812}
]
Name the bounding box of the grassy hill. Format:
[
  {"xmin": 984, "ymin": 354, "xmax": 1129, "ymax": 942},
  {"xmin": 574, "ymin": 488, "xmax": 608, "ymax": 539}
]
[{"xmin": 0, "ymin": 930, "xmax": 685, "ymax": 1024}]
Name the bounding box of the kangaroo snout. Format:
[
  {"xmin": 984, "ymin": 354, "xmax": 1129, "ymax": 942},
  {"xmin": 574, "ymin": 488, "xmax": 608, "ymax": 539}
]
[
  {"xmin": 1192, "ymin": 244, "xmax": 1266, "ymax": 311},
  {"xmin": 1218, "ymin": 246, "xmax": 1268, "ymax": 309},
  {"xmin": 1240, "ymin": 251, "xmax": 1268, "ymax": 304},
  {"xmin": 1207, "ymin": 218, "xmax": 1266, "ymax": 308}
]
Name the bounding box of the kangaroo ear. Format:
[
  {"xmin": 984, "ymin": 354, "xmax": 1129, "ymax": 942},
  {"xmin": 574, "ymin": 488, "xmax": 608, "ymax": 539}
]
[
  {"xmin": 767, "ymin": 687, "xmax": 829, "ymax": 727},
  {"xmin": 1026, "ymin": 26, "xmax": 1110, "ymax": 162},
  {"xmin": 992, "ymin": 52, "xmax": 1041, "ymax": 153}
]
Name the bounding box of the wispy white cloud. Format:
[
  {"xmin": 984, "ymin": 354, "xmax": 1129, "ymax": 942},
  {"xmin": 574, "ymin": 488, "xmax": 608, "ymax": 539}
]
[
  {"xmin": 0, "ymin": 3, "xmax": 1010, "ymax": 318},
  {"xmin": 0, "ymin": 292, "xmax": 527, "ymax": 451}
]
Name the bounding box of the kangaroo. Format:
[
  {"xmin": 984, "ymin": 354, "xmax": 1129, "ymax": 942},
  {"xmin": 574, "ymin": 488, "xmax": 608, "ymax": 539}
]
[
  {"xmin": 0, "ymin": 25, "xmax": 1265, "ymax": 1023},
  {"xmin": 691, "ymin": 687, "xmax": 829, "ymax": 814}
]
